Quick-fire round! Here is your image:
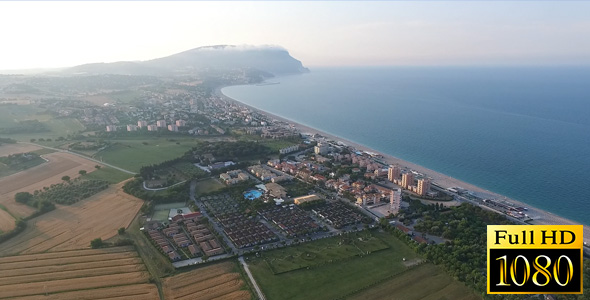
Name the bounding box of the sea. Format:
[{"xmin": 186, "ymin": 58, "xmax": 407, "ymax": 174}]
[{"xmin": 221, "ymin": 66, "xmax": 590, "ymax": 225}]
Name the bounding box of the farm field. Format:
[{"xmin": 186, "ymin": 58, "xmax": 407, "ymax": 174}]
[
  {"xmin": 248, "ymin": 231, "xmax": 420, "ymax": 300},
  {"xmin": 0, "ymin": 246, "xmax": 159, "ymax": 299},
  {"xmin": 0, "ymin": 152, "xmax": 100, "ymax": 232},
  {"xmin": 346, "ymin": 263, "xmax": 481, "ymax": 300},
  {"xmin": 0, "ymin": 143, "xmax": 42, "ymax": 156},
  {"xmin": 0, "ymin": 181, "xmax": 143, "ymax": 255},
  {"xmin": 163, "ymin": 261, "xmax": 251, "ymax": 300}
]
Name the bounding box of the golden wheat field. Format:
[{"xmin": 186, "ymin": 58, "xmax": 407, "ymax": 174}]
[
  {"xmin": 0, "ymin": 181, "xmax": 143, "ymax": 255},
  {"xmin": 0, "ymin": 152, "xmax": 101, "ymax": 226},
  {"xmin": 163, "ymin": 262, "xmax": 251, "ymax": 300},
  {"xmin": 0, "ymin": 246, "xmax": 159, "ymax": 300}
]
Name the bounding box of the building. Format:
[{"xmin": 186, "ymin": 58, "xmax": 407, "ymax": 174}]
[
  {"xmin": 127, "ymin": 124, "xmax": 138, "ymax": 132},
  {"xmin": 388, "ymin": 165, "xmax": 401, "ymax": 182},
  {"xmin": 279, "ymin": 144, "xmax": 299, "ymax": 154},
  {"xmin": 390, "ymin": 188, "xmax": 401, "ymax": 214},
  {"xmin": 106, "ymin": 125, "xmax": 117, "ymax": 132},
  {"xmin": 168, "ymin": 124, "xmax": 178, "ymax": 132},
  {"xmin": 314, "ymin": 143, "xmax": 328, "ymax": 155},
  {"xmin": 417, "ymin": 179, "xmax": 431, "ymax": 196},
  {"xmin": 175, "ymin": 120, "xmax": 186, "ymax": 127},
  {"xmin": 401, "ymin": 173, "xmax": 414, "ymax": 189},
  {"xmin": 294, "ymin": 194, "xmax": 321, "ymax": 205},
  {"xmin": 147, "ymin": 124, "xmax": 158, "ymax": 131},
  {"xmin": 156, "ymin": 120, "xmax": 166, "ymax": 128},
  {"xmin": 265, "ymin": 182, "xmax": 287, "ymax": 199},
  {"xmin": 137, "ymin": 120, "xmax": 147, "ymax": 128}
]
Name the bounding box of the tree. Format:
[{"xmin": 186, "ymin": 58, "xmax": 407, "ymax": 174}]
[
  {"xmin": 90, "ymin": 238, "xmax": 104, "ymax": 248},
  {"xmin": 202, "ymin": 255, "xmax": 209, "ymax": 261},
  {"xmin": 30, "ymin": 138, "xmax": 36, "ymax": 142},
  {"xmin": 61, "ymin": 175, "xmax": 70, "ymax": 182},
  {"xmin": 15, "ymin": 192, "xmax": 33, "ymax": 204},
  {"xmin": 118, "ymin": 227, "xmax": 126, "ymax": 235},
  {"xmin": 95, "ymin": 165, "xmax": 101, "ymax": 169},
  {"xmin": 78, "ymin": 170, "xmax": 87, "ymax": 176}
]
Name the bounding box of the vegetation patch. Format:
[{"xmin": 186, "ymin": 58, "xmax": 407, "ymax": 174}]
[
  {"xmin": 260, "ymin": 230, "xmax": 389, "ymax": 274},
  {"xmin": 248, "ymin": 231, "xmax": 418, "ymax": 300},
  {"xmin": 27, "ymin": 178, "xmax": 109, "ymax": 205},
  {"xmin": 0, "ymin": 152, "xmax": 46, "ymax": 177},
  {"xmin": 345, "ymin": 263, "xmax": 481, "ymax": 300}
]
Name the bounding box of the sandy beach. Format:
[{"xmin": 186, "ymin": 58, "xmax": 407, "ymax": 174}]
[{"xmin": 218, "ymin": 87, "xmax": 589, "ymax": 246}]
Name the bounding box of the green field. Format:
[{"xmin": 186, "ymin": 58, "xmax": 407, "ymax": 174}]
[
  {"xmin": 84, "ymin": 166, "xmax": 133, "ymax": 183},
  {"xmin": 0, "ymin": 104, "xmax": 45, "ymax": 128},
  {"xmin": 0, "ymin": 104, "xmax": 85, "ymax": 141},
  {"xmin": 194, "ymin": 178, "xmax": 225, "ymax": 196},
  {"xmin": 95, "ymin": 138, "xmax": 200, "ymax": 172},
  {"xmin": 347, "ymin": 263, "xmax": 481, "ymax": 300},
  {"xmin": 248, "ymin": 231, "xmax": 419, "ymax": 300},
  {"xmin": 263, "ymin": 231, "xmax": 389, "ymax": 274}
]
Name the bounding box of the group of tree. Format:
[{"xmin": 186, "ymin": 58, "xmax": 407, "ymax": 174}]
[
  {"xmin": 0, "ymin": 152, "xmax": 41, "ymax": 167},
  {"xmin": 123, "ymin": 177, "xmax": 188, "ymax": 205},
  {"xmin": 380, "ymin": 203, "xmax": 590, "ymax": 300},
  {"xmin": 0, "ymin": 137, "xmax": 17, "ymax": 146},
  {"xmin": 191, "ymin": 141, "xmax": 272, "ymax": 162},
  {"xmin": 15, "ymin": 191, "xmax": 55, "ymax": 213},
  {"xmin": 28, "ymin": 179, "xmax": 109, "ymax": 205}
]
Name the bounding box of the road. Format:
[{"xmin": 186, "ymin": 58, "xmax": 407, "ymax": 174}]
[
  {"xmin": 18, "ymin": 142, "xmax": 137, "ymax": 175},
  {"xmin": 189, "ymin": 180, "xmax": 239, "ymax": 255},
  {"xmin": 239, "ymin": 256, "xmax": 266, "ymax": 300}
]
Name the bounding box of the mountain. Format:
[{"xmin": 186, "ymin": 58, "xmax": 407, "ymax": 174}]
[{"xmin": 65, "ymin": 45, "xmax": 309, "ymax": 76}]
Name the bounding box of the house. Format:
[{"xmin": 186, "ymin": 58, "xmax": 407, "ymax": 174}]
[{"xmin": 168, "ymin": 251, "xmax": 181, "ymax": 261}]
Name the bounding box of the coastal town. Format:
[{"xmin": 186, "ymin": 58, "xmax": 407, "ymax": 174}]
[{"xmin": 0, "ymin": 52, "xmax": 588, "ymax": 300}]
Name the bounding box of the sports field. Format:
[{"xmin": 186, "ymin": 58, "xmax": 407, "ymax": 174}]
[
  {"xmin": 264, "ymin": 231, "xmax": 389, "ymax": 274},
  {"xmin": 248, "ymin": 230, "xmax": 419, "ymax": 300}
]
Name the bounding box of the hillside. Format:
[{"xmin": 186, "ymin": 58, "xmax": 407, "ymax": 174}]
[{"xmin": 65, "ymin": 45, "xmax": 309, "ymax": 76}]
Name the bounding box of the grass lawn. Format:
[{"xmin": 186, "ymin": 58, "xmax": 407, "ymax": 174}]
[
  {"xmin": 95, "ymin": 138, "xmax": 200, "ymax": 172},
  {"xmin": 347, "ymin": 263, "xmax": 481, "ymax": 300},
  {"xmin": 264, "ymin": 231, "xmax": 389, "ymax": 274},
  {"xmin": 248, "ymin": 230, "xmax": 418, "ymax": 300},
  {"xmin": 194, "ymin": 178, "xmax": 225, "ymax": 196},
  {"xmin": 31, "ymin": 148, "xmax": 56, "ymax": 155},
  {"xmin": 151, "ymin": 209, "xmax": 170, "ymax": 222},
  {"xmin": 84, "ymin": 166, "xmax": 133, "ymax": 184}
]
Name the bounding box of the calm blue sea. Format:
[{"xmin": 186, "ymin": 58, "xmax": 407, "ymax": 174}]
[{"xmin": 222, "ymin": 67, "xmax": 590, "ymax": 225}]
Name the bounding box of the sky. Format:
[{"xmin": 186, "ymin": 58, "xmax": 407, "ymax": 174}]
[{"xmin": 1, "ymin": 1, "xmax": 590, "ymax": 70}]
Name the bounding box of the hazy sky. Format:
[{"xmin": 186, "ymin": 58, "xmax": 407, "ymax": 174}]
[{"xmin": 1, "ymin": 1, "xmax": 590, "ymax": 69}]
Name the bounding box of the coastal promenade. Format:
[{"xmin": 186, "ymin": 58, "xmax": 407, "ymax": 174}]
[{"xmin": 218, "ymin": 88, "xmax": 590, "ymax": 246}]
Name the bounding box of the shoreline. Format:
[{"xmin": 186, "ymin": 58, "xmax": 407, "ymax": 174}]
[{"xmin": 216, "ymin": 86, "xmax": 589, "ymax": 245}]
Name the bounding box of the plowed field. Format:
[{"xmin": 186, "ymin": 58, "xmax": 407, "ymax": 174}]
[
  {"xmin": 0, "ymin": 247, "xmax": 159, "ymax": 300},
  {"xmin": 163, "ymin": 262, "xmax": 251, "ymax": 300}
]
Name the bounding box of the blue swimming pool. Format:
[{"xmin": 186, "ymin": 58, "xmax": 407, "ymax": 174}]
[{"xmin": 244, "ymin": 189, "xmax": 263, "ymax": 200}]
